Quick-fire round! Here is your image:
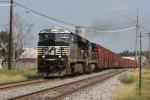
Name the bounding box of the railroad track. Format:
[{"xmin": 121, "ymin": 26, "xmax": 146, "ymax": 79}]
[
  {"xmin": 8, "ymin": 70, "xmax": 125, "ymax": 100},
  {"xmin": 0, "ymin": 77, "xmax": 59, "ymax": 91}
]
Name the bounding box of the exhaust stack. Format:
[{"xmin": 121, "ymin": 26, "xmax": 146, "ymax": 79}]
[{"xmin": 76, "ymin": 26, "xmax": 84, "ymax": 37}]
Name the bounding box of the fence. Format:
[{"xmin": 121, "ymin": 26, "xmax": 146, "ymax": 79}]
[{"xmin": 2, "ymin": 61, "xmax": 37, "ymax": 70}]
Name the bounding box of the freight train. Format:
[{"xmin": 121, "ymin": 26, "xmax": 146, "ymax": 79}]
[{"xmin": 37, "ymin": 27, "xmax": 137, "ymax": 77}]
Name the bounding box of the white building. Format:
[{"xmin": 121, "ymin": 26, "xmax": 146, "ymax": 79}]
[
  {"xmin": 19, "ymin": 48, "xmax": 37, "ymax": 68},
  {"xmin": 122, "ymin": 56, "xmax": 148, "ymax": 66}
]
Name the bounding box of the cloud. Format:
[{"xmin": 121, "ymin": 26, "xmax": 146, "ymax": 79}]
[{"xmin": 106, "ymin": 6, "xmax": 127, "ymax": 12}]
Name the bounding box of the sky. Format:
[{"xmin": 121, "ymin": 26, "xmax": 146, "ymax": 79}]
[{"xmin": 0, "ymin": 0, "xmax": 150, "ymax": 53}]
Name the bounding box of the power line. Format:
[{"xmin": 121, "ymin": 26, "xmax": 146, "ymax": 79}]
[
  {"xmin": 0, "ymin": 1, "xmax": 10, "ymax": 2},
  {"xmin": 138, "ymin": 17, "xmax": 150, "ymax": 26},
  {"xmin": 96, "ymin": 26, "xmax": 135, "ymax": 33},
  {"xmin": 88, "ymin": 21, "xmax": 136, "ymax": 28},
  {"xmin": 0, "ymin": 4, "xmax": 10, "ymax": 6},
  {"xmin": 139, "ymin": 25, "xmax": 150, "ymax": 32},
  {"xmin": 139, "ymin": 24, "xmax": 150, "ymax": 32},
  {"xmin": 139, "ymin": 28, "xmax": 149, "ymax": 36},
  {"xmin": 139, "ymin": 29, "xmax": 147, "ymax": 36},
  {"xmin": 83, "ymin": 21, "xmax": 136, "ymax": 30},
  {"xmin": 0, "ymin": 1, "xmax": 140, "ymax": 33},
  {"xmin": 13, "ymin": 4, "xmax": 76, "ymax": 30},
  {"xmin": 87, "ymin": 24, "xmax": 136, "ymax": 31},
  {"xmin": 13, "ymin": 2, "xmax": 137, "ymax": 31},
  {"xmin": 1, "ymin": 1, "xmax": 149, "ymax": 33},
  {"xmin": 13, "ymin": 3, "xmax": 136, "ymax": 32},
  {"xmin": 14, "ymin": 2, "xmax": 77, "ymax": 27}
]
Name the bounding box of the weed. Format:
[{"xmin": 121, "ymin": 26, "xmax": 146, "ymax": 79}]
[
  {"xmin": 0, "ymin": 68, "xmax": 41, "ymax": 84},
  {"xmin": 118, "ymin": 73, "xmax": 136, "ymax": 84}
]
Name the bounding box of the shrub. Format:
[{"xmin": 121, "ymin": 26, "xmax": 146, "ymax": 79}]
[{"xmin": 119, "ymin": 73, "xmax": 136, "ymax": 84}]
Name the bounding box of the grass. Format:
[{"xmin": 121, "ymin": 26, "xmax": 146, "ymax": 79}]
[
  {"xmin": 143, "ymin": 66, "xmax": 150, "ymax": 70},
  {"xmin": 108, "ymin": 69, "xmax": 120, "ymax": 73},
  {"xmin": 111, "ymin": 68, "xmax": 150, "ymax": 100},
  {"xmin": 0, "ymin": 67, "xmax": 42, "ymax": 84},
  {"xmin": 118, "ymin": 73, "xmax": 136, "ymax": 84}
]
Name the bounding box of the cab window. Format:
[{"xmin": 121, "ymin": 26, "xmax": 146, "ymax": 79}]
[
  {"xmin": 39, "ymin": 33, "xmax": 55, "ymax": 40},
  {"xmin": 56, "ymin": 33, "xmax": 69, "ymax": 38}
]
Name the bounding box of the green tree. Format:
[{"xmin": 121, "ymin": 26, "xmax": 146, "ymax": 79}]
[
  {"xmin": 118, "ymin": 50, "xmax": 134, "ymax": 56},
  {"xmin": 118, "ymin": 50, "xmax": 149, "ymax": 59},
  {"xmin": 0, "ymin": 31, "xmax": 9, "ymax": 59},
  {"xmin": 0, "ymin": 31, "xmax": 9, "ymax": 43}
]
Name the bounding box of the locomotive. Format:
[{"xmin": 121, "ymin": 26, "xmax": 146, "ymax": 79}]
[{"xmin": 37, "ymin": 27, "xmax": 136, "ymax": 77}]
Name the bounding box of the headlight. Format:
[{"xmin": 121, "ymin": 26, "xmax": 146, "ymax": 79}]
[
  {"xmin": 58, "ymin": 55, "xmax": 62, "ymax": 58},
  {"xmin": 42, "ymin": 55, "xmax": 45, "ymax": 58}
]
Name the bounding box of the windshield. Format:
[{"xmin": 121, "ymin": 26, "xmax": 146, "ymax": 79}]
[
  {"xmin": 56, "ymin": 33, "xmax": 69, "ymax": 39},
  {"xmin": 39, "ymin": 33, "xmax": 55, "ymax": 39},
  {"xmin": 39, "ymin": 33, "xmax": 70, "ymax": 41}
]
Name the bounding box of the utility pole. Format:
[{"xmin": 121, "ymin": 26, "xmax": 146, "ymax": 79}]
[
  {"xmin": 148, "ymin": 33, "xmax": 150, "ymax": 67},
  {"xmin": 135, "ymin": 9, "xmax": 139, "ymax": 69},
  {"xmin": 139, "ymin": 32, "xmax": 143, "ymax": 93},
  {"xmin": 125, "ymin": 9, "xmax": 139, "ymax": 69},
  {"xmin": 8, "ymin": 0, "xmax": 13, "ymax": 70}
]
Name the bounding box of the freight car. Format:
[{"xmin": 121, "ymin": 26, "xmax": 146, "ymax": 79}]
[{"xmin": 37, "ymin": 27, "xmax": 136, "ymax": 77}]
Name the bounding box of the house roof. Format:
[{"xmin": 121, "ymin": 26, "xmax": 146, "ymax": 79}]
[
  {"xmin": 122, "ymin": 57, "xmax": 135, "ymax": 60},
  {"xmin": 122, "ymin": 56, "xmax": 147, "ymax": 63},
  {"xmin": 19, "ymin": 48, "xmax": 37, "ymax": 59}
]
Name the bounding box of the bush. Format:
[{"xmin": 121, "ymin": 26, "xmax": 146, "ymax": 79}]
[{"xmin": 119, "ymin": 73, "xmax": 135, "ymax": 84}]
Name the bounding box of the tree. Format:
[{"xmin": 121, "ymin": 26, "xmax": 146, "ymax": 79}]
[
  {"xmin": 5, "ymin": 13, "xmax": 34, "ymax": 61},
  {"xmin": 0, "ymin": 31, "xmax": 9, "ymax": 60},
  {"xmin": 118, "ymin": 50, "xmax": 149, "ymax": 59},
  {"xmin": 118, "ymin": 50, "xmax": 134, "ymax": 56},
  {"xmin": 0, "ymin": 31, "xmax": 9, "ymax": 44}
]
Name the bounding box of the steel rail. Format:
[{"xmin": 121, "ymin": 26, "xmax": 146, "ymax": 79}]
[
  {"xmin": 0, "ymin": 78, "xmax": 59, "ymax": 91},
  {"xmin": 8, "ymin": 70, "xmax": 125, "ymax": 100},
  {"xmin": 52, "ymin": 70, "xmax": 124, "ymax": 100}
]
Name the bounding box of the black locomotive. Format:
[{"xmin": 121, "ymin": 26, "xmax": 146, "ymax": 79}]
[{"xmin": 37, "ymin": 27, "xmax": 97, "ymax": 77}]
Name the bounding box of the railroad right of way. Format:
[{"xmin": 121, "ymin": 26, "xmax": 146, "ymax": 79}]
[{"xmin": 0, "ymin": 69, "xmax": 127, "ymax": 100}]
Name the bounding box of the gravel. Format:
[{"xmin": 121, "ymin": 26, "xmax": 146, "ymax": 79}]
[
  {"xmin": 63, "ymin": 74, "xmax": 121, "ymax": 100},
  {"xmin": 0, "ymin": 70, "xmax": 128, "ymax": 100},
  {"xmin": 63, "ymin": 71, "xmax": 131, "ymax": 100}
]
